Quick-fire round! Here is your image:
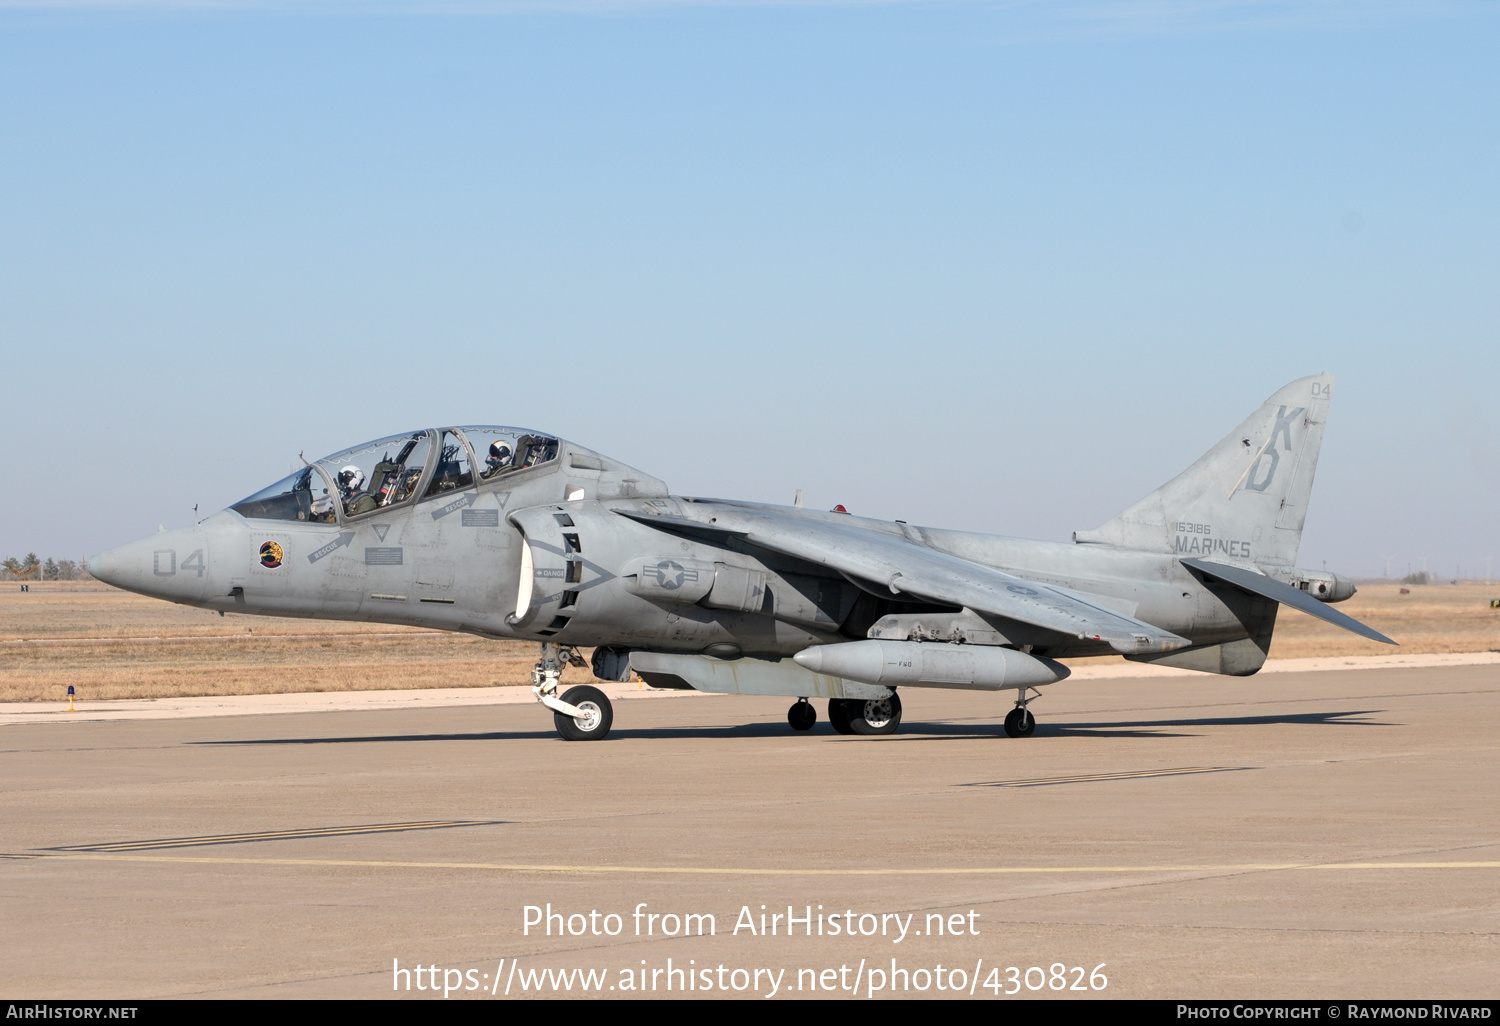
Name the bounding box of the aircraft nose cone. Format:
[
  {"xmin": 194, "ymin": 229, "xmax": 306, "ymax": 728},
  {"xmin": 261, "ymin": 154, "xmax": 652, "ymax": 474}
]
[
  {"xmin": 85, "ymin": 529, "xmax": 214, "ymax": 602},
  {"xmin": 87, "ymin": 540, "xmax": 154, "ymax": 592},
  {"xmin": 87, "ymin": 548, "xmax": 121, "ymax": 587}
]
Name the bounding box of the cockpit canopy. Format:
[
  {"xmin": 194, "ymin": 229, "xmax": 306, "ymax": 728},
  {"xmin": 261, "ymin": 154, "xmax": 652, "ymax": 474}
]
[{"xmin": 230, "ymin": 427, "xmax": 560, "ymax": 523}]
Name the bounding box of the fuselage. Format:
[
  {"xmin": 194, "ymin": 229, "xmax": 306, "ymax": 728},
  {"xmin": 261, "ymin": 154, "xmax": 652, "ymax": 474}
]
[{"xmin": 88, "ymin": 427, "xmax": 1270, "ymax": 662}]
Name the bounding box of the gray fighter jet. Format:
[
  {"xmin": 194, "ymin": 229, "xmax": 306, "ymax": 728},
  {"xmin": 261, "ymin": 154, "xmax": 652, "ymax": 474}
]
[{"xmin": 89, "ymin": 374, "xmax": 1392, "ymax": 740}]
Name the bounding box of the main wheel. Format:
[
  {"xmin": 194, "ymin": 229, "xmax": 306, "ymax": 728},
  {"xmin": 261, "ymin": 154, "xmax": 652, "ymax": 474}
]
[
  {"xmin": 849, "ymin": 693, "xmax": 902, "ymax": 736},
  {"xmin": 788, "ymin": 700, "xmax": 816, "ymax": 731},
  {"xmin": 1003, "ymin": 707, "xmax": 1035, "ymax": 738},
  {"xmin": 555, "ymin": 685, "xmax": 613, "ymax": 741},
  {"xmin": 827, "ymin": 698, "xmax": 855, "ymax": 735}
]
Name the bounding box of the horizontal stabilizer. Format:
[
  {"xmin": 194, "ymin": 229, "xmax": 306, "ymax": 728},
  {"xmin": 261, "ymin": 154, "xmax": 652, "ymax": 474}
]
[{"xmin": 1180, "ymin": 558, "xmax": 1396, "ymax": 646}]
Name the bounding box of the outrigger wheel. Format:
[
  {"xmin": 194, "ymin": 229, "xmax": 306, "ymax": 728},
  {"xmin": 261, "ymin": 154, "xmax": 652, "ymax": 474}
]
[
  {"xmin": 1003, "ymin": 706, "xmax": 1036, "ymax": 738},
  {"xmin": 787, "ymin": 699, "xmax": 817, "ymax": 732},
  {"xmin": 554, "ymin": 685, "xmax": 613, "ymax": 741}
]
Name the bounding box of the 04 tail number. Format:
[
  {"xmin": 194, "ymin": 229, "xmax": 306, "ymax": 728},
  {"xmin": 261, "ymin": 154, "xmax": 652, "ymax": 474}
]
[{"xmin": 986, "ymin": 963, "xmax": 1107, "ymax": 994}]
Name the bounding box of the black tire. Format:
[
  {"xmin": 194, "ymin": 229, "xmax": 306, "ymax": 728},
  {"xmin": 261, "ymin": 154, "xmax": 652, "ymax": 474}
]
[
  {"xmin": 827, "ymin": 698, "xmax": 855, "ymax": 735},
  {"xmin": 1003, "ymin": 707, "xmax": 1035, "ymax": 738},
  {"xmin": 788, "ymin": 700, "xmax": 817, "ymax": 732},
  {"xmin": 848, "ymin": 693, "xmax": 902, "ymax": 736},
  {"xmin": 554, "ymin": 685, "xmax": 613, "ymax": 741}
]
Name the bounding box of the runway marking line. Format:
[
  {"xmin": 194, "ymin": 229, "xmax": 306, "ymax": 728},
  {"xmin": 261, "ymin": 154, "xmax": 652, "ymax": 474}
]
[
  {"xmin": 10, "ymin": 854, "xmax": 1500, "ymax": 876},
  {"xmin": 961, "ymin": 766, "xmax": 1252, "ymax": 788},
  {"xmin": 44, "ymin": 820, "xmax": 500, "ymax": 853}
]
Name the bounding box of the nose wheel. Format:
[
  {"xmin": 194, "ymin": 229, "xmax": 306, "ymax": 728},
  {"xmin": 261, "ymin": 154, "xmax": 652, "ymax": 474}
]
[
  {"xmin": 533, "ymin": 643, "xmax": 612, "ymax": 741},
  {"xmin": 787, "ymin": 698, "xmax": 816, "ymax": 731},
  {"xmin": 554, "ymin": 685, "xmax": 613, "ymax": 741}
]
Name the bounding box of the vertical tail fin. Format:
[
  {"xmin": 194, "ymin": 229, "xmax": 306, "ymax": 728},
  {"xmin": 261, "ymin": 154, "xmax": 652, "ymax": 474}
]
[{"xmin": 1074, "ymin": 374, "xmax": 1334, "ymax": 568}]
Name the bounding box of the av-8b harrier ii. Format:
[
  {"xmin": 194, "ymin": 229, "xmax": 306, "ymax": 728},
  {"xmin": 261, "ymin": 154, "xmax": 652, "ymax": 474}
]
[{"xmin": 90, "ymin": 374, "xmax": 1392, "ymax": 741}]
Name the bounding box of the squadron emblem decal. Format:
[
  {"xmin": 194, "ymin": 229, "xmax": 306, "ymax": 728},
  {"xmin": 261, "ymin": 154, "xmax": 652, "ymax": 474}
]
[{"xmin": 259, "ymin": 541, "xmax": 284, "ymax": 569}]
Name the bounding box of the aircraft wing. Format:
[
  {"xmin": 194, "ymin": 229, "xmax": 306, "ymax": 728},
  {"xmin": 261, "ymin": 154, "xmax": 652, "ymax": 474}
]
[
  {"xmin": 613, "ymin": 505, "xmax": 1189, "ymax": 655},
  {"xmin": 1179, "ymin": 557, "xmax": 1396, "ymax": 645}
]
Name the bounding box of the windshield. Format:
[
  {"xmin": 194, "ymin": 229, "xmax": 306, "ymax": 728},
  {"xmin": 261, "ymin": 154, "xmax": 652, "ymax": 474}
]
[{"xmin": 230, "ymin": 465, "xmax": 337, "ymax": 523}]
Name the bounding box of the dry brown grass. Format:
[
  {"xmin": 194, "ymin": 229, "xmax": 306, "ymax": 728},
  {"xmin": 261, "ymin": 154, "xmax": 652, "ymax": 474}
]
[
  {"xmin": 3, "ymin": 580, "xmax": 1498, "ymax": 702},
  {"xmin": 1265, "ymin": 583, "xmax": 1500, "ymax": 658},
  {"xmin": 0, "ymin": 582, "xmax": 597, "ymax": 702}
]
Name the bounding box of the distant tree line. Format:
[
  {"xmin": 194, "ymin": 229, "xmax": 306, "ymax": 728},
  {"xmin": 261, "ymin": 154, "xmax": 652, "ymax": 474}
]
[{"xmin": 2, "ymin": 554, "xmax": 92, "ymax": 581}]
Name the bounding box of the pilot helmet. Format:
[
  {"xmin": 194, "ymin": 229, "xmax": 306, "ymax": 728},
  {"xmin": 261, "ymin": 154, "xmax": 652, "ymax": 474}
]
[
  {"xmin": 337, "ymin": 465, "xmax": 365, "ymax": 492},
  {"xmin": 488, "ymin": 441, "xmax": 513, "ymax": 464}
]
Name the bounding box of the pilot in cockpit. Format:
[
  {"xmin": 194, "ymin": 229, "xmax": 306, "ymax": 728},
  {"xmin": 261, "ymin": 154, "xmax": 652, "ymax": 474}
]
[
  {"xmin": 485, "ymin": 441, "xmax": 514, "ymax": 477},
  {"xmin": 338, "ymin": 465, "xmax": 376, "ymax": 516}
]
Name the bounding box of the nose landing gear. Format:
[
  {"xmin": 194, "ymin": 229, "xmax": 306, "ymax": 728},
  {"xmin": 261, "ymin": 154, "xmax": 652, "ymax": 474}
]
[
  {"xmin": 1004, "ymin": 687, "xmax": 1039, "ymax": 738},
  {"xmin": 553, "ymin": 685, "xmax": 613, "ymax": 741},
  {"xmin": 533, "ymin": 643, "xmax": 612, "ymax": 741}
]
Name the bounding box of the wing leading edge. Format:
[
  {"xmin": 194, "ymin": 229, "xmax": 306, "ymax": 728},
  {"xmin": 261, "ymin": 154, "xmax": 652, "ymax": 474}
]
[{"xmin": 613, "ymin": 505, "xmax": 1189, "ymax": 655}]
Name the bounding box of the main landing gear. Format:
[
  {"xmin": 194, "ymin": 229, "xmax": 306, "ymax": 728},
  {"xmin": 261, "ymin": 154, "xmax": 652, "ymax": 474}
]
[
  {"xmin": 788, "ymin": 695, "xmax": 902, "ymax": 735},
  {"xmin": 827, "ymin": 694, "xmax": 902, "ymax": 736},
  {"xmin": 533, "ymin": 643, "xmax": 613, "ymax": 741},
  {"xmin": 1004, "ymin": 687, "xmax": 1038, "ymax": 738}
]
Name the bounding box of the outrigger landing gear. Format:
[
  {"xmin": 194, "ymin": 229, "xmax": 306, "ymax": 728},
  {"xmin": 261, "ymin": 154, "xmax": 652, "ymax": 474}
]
[
  {"xmin": 788, "ymin": 698, "xmax": 816, "ymax": 732},
  {"xmin": 533, "ymin": 643, "xmax": 612, "ymax": 741},
  {"xmin": 1004, "ymin": 687, "xmax": 1038, "ymax": 738}
]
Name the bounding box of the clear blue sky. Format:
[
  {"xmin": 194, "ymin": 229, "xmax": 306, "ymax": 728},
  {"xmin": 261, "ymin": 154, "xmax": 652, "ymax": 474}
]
[{"xmin": 1, "ymin": 1, "xmax": 1496, "ymax": 579}]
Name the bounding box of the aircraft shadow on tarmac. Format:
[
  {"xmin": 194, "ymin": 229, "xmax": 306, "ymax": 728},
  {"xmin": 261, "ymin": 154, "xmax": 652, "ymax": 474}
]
[
  {"xmin": 193, "ymin": 723, "xmax": 876, "ymax": 745},
  {"xmin": 1042, "ymin": 708, "xmax": 1391, "ymax": 738},
  {"xmin": 191, "ymin": 722, "xmax": 988, "ymax": 746},
  {"xmin": 189, "ymin": 709, "xmax": 1389, "ymax": 747}
]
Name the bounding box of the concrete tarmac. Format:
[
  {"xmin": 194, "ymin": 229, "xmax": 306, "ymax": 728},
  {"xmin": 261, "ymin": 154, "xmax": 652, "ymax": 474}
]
[{"xmin": 2, "ymin": 664, "xmax": 1497, "ymax": 999}]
